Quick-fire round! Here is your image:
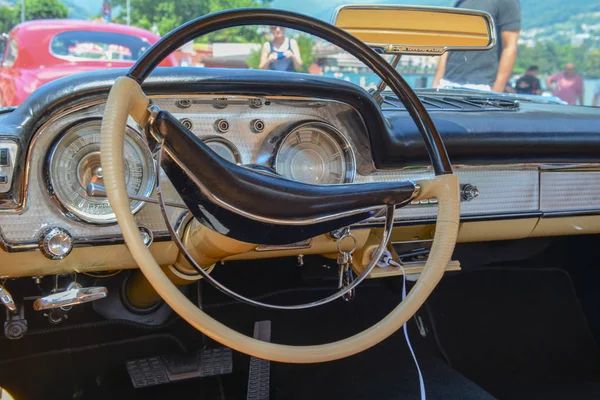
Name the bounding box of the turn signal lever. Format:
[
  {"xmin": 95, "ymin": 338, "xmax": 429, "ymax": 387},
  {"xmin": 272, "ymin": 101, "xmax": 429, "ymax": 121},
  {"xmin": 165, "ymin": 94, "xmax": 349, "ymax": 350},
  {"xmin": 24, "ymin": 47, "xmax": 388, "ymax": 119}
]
[{"xmin": 33, "ymin": 282, "xmax": 108, "ymax": 311}]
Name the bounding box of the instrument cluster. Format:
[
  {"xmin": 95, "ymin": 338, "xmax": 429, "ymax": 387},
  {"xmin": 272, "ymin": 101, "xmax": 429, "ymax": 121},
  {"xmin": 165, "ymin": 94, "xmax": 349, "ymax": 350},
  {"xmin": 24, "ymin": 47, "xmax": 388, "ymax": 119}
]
[
  {"xmin": 46, "ymin": 120, "xmax": 156, "ymax": 224},
  {"xmin": 40, "ymin": 95, "xmax": 363, "ymax": 227},
  {"xmin": 273, "ymin": 121, "xmax": 355, "ymax": 185}
]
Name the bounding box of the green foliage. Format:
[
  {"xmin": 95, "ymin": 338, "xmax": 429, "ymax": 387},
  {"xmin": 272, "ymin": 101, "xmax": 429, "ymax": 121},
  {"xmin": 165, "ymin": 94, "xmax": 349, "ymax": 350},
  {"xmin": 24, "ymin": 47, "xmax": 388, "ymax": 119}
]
[
  {"xmin": 0, "ymin": 0, "xmax": 68, "ymax": 33},
  {"xmin": 112, "ymin": 0, "xmax": 266, "ymax": 42},
  {"xmin": 584, "ymin": 49, "xmax": 600, "ymax": 79},
  {"xmin": 16, "ymin": 0, "xmax": 68, "ymax": 21},
  {"xmin": 295, "ymin": 34, "xmax": 314, "ymax": 73},
  {"xmin": 0, "ymin": 7, "xmax": 14, "ymax": 33},
  {"xmin": 246, "ymin": 46, "xmax": 261, "ymax": 69},
  {"xmin": 515, "ymin": 42, "xmax": 600, "ymax": 78}
]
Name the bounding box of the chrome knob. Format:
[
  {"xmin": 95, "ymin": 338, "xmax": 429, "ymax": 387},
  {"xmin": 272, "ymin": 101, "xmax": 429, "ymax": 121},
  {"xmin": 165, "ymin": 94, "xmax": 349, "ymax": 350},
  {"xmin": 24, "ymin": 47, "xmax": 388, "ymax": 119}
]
[
  {"xmin": 461, "ymin": 184, "xmax": 479, "ymax": 202},
  {"xmin": 139, "ymin": 226, "xmax": 153, "ymax": 247},
  {"xmin": 39, "ymin": 227, "xmax": 73, "ymax": 260},
  {"xmin": 0, "ymin": 283, "xmax": 16, "ymax": 312}
]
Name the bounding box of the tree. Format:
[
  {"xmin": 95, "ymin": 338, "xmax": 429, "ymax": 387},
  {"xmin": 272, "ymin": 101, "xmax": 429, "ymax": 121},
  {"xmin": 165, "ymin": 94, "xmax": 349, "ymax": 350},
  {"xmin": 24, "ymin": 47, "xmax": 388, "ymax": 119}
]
[
  {"xmin": 295, "ymin": 34, "xmax": 314, "ymax": 73},
  {"xmin": 0, "ymin": 6, "xmax": 15, "ymax": 34},
  {"xmin": 585, "ymin": 49, "xmax": 600, "ymax": 78},
  {"xmin": 112, "ymin": 0, "xmax": 267, "ymax": 42},
  {"xmin": 14, "ymin": 0, "xmax": 68, "ymax": 21}
]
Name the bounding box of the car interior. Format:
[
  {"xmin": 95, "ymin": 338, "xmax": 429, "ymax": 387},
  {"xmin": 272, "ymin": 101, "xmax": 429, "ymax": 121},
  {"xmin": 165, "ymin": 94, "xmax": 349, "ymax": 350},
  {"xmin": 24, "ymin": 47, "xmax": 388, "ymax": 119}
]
[{"xmin": 1, "ymin": 5, "xmax": 600, "ymax": 400}]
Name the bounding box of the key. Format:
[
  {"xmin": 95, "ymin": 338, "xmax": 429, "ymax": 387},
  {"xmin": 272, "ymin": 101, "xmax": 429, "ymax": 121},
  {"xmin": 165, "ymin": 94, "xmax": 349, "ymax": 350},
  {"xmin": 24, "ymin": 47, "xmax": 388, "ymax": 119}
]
[
  {"xmin": 337, "ymin": 251, "xmax": 349, "ymax": 289},
  {"xmin": 337, "ymin": 252, "xmax": 355, "ymax": 302}
]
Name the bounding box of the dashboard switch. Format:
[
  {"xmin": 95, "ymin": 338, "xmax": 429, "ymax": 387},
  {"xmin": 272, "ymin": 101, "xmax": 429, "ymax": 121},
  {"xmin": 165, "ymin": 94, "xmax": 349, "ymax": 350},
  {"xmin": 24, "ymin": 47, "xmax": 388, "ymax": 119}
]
[
  {"xmin": 0, "ymin": 148, "xmax": 9, "ymax": 166},
  {"xmin": 39, "ymin": 227, "xmax": 73, "ymax": 260},
  {"xmin": 461, "ymin": 184, "xmax": 480, "ymax": 202},
  {"xmin": 0, "ymin": 175, "xmax": 7, "ymax": 184}
]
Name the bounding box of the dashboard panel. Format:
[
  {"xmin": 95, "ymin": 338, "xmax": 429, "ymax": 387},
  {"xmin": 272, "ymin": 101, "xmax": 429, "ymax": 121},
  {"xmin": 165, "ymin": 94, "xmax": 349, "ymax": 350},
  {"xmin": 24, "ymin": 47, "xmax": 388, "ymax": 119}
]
[{"xmin": 0, "ymin": 91, "xmax": 599, "ymax": 257}]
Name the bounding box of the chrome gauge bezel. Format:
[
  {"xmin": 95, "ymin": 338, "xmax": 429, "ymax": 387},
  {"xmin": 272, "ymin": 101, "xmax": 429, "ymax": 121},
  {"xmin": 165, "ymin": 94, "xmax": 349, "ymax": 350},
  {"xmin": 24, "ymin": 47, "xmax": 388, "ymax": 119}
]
[
  {"xmin": 45, "ymin": 119, "xmax": 156, "ymax": 224},
  {"xmin": 202, "ymin": 136, "xmax": 242, "ymax": 165},
  {"xmin": 273, "ymin": 121, "xmax": 356, "ymax": 184}
]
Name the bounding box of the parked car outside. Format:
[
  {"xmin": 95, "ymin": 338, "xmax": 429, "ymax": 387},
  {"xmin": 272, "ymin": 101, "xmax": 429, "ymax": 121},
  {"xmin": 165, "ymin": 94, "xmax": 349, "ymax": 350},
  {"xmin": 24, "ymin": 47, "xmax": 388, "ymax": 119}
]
[{"xmin": 0, "ymin": 19, "xmax": 177, "ymax": 107}]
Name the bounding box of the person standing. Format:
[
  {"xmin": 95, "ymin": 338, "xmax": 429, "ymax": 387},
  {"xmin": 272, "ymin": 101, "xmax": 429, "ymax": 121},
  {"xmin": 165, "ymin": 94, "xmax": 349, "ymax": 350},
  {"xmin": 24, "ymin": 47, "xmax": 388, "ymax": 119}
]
[
  {"xmin": 432, "ymin": 0, "xmax": 521, "ymax": 92},
  {"xmin": 591, "ymin": 81, "xmax": 600, "ymax": 107},
  {"xmin": 546, "ymin": 63, "xmax": 584, "ymax": 105},
  {"xmin": 259, "ymin": 26, "xmax": 303, "ymax": 72},
  {"xmin": 515, "ymin": 65, "xmax": 542, "ymax": 95}
]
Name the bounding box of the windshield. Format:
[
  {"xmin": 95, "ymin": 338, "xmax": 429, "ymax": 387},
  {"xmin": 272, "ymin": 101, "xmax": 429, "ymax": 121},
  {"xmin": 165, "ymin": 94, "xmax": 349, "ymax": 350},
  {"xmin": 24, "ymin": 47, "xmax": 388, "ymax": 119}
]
[{"xmin": 0, "ymin": 0, "xmax": 598, "ymax": 107}]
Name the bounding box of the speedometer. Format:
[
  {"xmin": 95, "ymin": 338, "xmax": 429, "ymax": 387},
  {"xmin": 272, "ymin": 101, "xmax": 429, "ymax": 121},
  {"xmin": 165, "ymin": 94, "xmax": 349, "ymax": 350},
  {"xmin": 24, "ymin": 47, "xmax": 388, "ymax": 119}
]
[
  {"xmin": 275, "ymin": 122, "xmax": 355, "ymax": 184},
  {"xmin": 47, "ymin": 120, "xmax": 155, "ymax": 224}
]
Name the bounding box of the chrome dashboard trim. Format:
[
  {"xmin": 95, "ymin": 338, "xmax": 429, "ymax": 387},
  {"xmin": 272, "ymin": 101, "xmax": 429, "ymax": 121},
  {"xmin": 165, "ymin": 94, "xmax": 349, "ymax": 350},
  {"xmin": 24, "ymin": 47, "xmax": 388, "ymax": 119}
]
[
  {"xmin": 255, "ymin": 239, "xmax": 313, "ymax": 252},
  {"xmin": 160, "ymin": 143, "xmax": 419, "ymax": 226},
  {"xmin": 355, "ymin": 212, "xmax": 544, "ymax": 229},
  {"xmin": 0, "ymin": 230, "xmax": 172, "ymax": 253}
]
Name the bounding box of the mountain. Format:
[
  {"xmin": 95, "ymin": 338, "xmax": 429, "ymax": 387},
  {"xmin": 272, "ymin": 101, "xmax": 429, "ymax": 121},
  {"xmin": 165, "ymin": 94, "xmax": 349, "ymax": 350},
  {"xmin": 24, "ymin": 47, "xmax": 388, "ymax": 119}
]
[
  {"xmin": 271, "ymin": 0, "xmax": 600, "ymax": 30},
  {"xmin": 4, "ymin": 0, "xmax": 600, "ymax": 32}
]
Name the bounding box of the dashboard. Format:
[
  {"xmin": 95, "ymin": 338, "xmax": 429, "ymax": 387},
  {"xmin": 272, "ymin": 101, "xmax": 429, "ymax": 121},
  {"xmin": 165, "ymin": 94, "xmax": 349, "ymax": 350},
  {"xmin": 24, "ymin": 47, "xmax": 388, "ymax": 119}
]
[{"xmin": 0, "ymin": 68, "xmax": 599, "ymax": 278}]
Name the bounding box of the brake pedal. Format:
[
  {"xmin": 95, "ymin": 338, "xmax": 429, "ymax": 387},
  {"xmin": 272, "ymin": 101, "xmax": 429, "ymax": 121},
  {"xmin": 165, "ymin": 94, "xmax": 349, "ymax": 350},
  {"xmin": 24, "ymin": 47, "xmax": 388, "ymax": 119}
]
[
  {"xmin": 247, "ymin": 320, "xmax": 271, "ymax": 400},
  {"xmin": 126, "ymin": 347, "xmax": 232, "ymax": 388}
]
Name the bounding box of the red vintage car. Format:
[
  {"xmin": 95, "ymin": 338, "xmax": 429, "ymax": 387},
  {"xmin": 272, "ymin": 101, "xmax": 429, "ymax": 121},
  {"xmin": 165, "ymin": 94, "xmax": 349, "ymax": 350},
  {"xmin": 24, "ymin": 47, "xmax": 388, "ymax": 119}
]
[{"xmin": 0, "ymin": 19, "xmax": 177, "ymax": 107}]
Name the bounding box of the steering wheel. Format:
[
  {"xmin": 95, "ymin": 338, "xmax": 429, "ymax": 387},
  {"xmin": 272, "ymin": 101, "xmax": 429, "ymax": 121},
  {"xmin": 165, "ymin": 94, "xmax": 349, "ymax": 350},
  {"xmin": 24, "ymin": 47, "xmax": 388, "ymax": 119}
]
[{"xmin": 100, "ymin": 9, "xmax": 459, "ymax": 363}]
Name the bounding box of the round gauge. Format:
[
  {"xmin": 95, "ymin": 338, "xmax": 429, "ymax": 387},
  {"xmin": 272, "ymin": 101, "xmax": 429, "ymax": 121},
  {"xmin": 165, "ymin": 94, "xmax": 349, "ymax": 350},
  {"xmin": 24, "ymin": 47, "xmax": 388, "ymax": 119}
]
[
  {"xmin": 203, "ymin": 137, "xmax": 241, "ymax": 164},
  {"xmin": 275, "ymin": 122, "xmax": 355, "ymax": 184},
  {"xmin": 47, "ymin": 120, "xmax": 155, "ymax": 224}
]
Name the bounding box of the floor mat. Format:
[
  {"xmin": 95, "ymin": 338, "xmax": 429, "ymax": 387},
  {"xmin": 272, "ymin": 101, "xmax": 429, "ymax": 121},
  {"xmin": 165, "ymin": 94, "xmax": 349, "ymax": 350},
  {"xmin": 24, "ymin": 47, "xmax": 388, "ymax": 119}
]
[
  {"xmin": 0, "ymin": 334, "xmax": 187, "ymax": 400},
  {"xmin": 202, "ymin": 283, "xmax": 495, "ymax": 400},
  {"xmin": 427, "ymin": 267, "xmax": 600, "ymax": 400}
]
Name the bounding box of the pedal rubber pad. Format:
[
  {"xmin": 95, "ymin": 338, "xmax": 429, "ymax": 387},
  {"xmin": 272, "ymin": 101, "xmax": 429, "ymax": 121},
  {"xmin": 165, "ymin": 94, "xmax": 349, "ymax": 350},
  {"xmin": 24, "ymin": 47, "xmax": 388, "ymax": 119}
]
[
  {"xmin": 247, "ymin": 321, "xmax": 271, "ymax": 400},
  {"xmin": 126, "ymin": 348, "xmax": 233, "ymax": 388},
  {"xmin": 126, "ymin": 357, "xmax": 169, "ymax": 388}
]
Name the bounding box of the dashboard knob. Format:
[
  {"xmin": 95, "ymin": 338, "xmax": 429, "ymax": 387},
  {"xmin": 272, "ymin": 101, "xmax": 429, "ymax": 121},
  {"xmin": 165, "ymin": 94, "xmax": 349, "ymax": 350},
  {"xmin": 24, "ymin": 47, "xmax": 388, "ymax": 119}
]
[
  {"xmin": 39, "ymin": 227, "xmax": 73, "ymax": 260},
  {"xmin": 461, "ymin": 184, "xmax": 480, "ymax": 202}
]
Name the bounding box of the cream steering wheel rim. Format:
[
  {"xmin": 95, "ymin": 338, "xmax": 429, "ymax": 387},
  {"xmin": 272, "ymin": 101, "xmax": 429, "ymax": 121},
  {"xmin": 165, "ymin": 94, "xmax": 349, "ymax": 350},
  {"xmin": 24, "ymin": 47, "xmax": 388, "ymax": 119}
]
[{"xmin": 100, "ymin": 76, "xmax": 460, "ymax": 363}]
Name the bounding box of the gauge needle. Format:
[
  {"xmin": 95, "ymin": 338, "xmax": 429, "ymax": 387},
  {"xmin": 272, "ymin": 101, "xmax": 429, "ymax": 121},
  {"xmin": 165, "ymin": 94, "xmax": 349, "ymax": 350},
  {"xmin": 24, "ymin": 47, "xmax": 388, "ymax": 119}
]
[{"xmin": 85, "ymin": 182, "xmax": 188, "ymax": 209}]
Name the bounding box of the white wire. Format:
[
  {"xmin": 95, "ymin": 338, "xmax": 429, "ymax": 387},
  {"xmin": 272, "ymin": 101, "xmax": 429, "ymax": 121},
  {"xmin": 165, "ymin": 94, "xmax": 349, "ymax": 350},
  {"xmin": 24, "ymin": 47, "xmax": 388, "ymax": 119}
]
[{"xmin": 389, "ymin": 258, "xmax": 427, "ymax": 400}]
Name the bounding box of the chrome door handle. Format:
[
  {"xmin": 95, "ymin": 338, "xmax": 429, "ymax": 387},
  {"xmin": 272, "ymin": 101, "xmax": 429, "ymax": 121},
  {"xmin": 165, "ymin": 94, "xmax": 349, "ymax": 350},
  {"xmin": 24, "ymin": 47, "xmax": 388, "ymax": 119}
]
[{"xmin": 33, "ymin": 282, "xmax": 107, "ymax": 311}]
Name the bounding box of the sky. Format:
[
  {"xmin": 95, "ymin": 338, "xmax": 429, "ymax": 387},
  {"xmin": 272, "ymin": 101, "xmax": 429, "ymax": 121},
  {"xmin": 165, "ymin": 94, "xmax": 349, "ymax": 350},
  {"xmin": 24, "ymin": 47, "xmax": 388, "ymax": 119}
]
[{"xmin": 270, "ymin": 0, "xmax": 451, "ymax": 21}]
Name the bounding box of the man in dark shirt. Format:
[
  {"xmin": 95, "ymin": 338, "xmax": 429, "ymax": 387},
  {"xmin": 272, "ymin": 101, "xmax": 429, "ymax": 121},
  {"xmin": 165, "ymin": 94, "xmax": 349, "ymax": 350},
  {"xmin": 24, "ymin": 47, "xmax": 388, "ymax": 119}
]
[
  {"xmin": 432, "ymin": 0, "xmax": 521, "ymax": 92},
  {"xmin": 515, "ymin": 66, "xmax": 542, "ymax": 95}
]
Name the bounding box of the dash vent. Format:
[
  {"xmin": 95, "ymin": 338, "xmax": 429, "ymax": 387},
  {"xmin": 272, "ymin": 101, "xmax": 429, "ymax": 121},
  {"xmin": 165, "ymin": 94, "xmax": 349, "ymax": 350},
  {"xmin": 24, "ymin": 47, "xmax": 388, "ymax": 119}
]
[{"xmin": 382, "ymin": 94, "xmax": 519, "ymax": 112}]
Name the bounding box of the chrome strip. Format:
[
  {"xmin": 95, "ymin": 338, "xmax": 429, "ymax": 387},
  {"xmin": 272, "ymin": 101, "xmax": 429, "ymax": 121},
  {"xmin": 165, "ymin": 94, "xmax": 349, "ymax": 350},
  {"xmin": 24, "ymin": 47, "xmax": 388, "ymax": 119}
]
[
  {"xmin": 161, "ymin": 144, "xmax": 418, "ymax": 226},
  {"xmin": 0, "ymin": 230, "xmax": 172, "ymax": 253},
  {"xmin": 255, "ymin": 239, "xmax": 312, "ymax": 252}
]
